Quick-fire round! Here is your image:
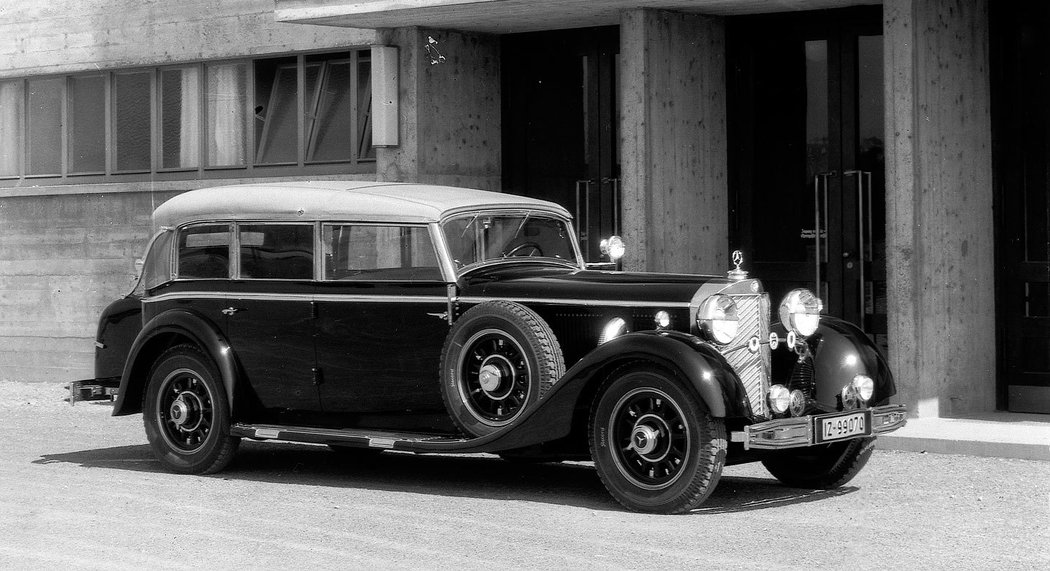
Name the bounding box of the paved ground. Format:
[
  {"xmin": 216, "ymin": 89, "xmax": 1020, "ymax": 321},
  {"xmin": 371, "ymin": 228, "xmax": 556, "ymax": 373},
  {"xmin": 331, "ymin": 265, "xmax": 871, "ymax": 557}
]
[{"xmin": 1, "ymin": 381, "xmax": 1048, "ymax": 570}]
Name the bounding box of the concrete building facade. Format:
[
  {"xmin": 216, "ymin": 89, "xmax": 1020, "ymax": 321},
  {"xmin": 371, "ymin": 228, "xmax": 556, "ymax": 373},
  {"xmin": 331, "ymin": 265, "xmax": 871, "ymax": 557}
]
[{"xmin": 1, "ymin": 0, "xmax": 1046, "ymax": 417}]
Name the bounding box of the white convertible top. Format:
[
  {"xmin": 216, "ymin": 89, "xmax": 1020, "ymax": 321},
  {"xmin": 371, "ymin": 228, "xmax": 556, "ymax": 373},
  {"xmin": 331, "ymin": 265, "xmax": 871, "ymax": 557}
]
[{"xmin": 152, "ymin": 181, "xmax": 572, "ymax": 227}]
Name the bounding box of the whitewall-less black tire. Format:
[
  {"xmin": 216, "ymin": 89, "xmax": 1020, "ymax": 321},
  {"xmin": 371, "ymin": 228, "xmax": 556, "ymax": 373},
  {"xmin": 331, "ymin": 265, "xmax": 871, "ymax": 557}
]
[
  {"xmin": 589, "ymin": 365, "xmax": 727, "ymax": 514},
  {"xmin": 143, "ymin": 345, "xmax": 239, "ymax": 474},
  {"xmin": 439, "ymin": 301, "xmax": 564, "ymax": 437}
]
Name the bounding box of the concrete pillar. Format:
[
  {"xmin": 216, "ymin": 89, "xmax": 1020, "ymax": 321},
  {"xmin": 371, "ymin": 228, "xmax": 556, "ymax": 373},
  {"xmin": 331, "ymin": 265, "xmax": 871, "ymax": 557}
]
[
  {"xmin": 884, "ymin": 0, "xmax": 995, "ymax": 416},
  {"xmin": 620, "ymin": 9, "xmax": 728, "ymax": 274},
  {"xmin": 375, "ymin": 27, "xmax": 501, "ymax": 190}
]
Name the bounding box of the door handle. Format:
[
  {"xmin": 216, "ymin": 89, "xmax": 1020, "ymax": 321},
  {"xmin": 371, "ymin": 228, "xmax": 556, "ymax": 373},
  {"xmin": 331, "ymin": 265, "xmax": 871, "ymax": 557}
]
[{"xmin": 221, "ymin": 307, "xmax": 243, "ymax": 316}]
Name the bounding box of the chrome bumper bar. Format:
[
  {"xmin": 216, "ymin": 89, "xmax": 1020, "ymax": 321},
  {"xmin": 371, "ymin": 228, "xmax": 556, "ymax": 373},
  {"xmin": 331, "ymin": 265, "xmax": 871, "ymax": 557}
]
[{"xmin": 730, "ymin": 404, "xmax": 908, "ymax": 451}]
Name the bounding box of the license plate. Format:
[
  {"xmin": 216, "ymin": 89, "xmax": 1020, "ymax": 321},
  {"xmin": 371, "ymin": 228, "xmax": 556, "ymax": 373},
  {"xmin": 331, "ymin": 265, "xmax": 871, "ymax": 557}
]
[{"xmin": 816, "ymin": 412, "xmax": 871, "ymax": 443}]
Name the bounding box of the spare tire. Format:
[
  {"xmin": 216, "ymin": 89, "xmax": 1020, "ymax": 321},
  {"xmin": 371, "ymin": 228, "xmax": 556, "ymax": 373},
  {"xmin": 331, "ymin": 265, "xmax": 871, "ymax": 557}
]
[{"xmin": 439, "ymin": 300, "xmax": 564, "ymax": 437}]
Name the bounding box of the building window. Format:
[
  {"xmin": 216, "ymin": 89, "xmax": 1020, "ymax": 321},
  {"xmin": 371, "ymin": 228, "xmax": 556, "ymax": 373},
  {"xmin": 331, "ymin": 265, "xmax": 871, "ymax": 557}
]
[
  {"xmin": 68, "ymin": 74, "xmax": 106, "ymax": 174},
  {"xmin": 255, "ymin": 57, "xmax": 298, "ymax": 165},
  {"xmin": 114, "ymin": 72, "xmax": 153, "ymax": 172},
  {"xmin": 206, "ymin": 62, "xmax": 249, "ymax": 168},
  {"xmin": 0, "ymin": 49, "xmax": 374, "ymax": 185},
  {"xmin": 26, "ymin": 78, "xmax": 63, "ymax": 176},
  {"xmin": 160, "ymin": 67, "xmax": 201, "ymax": 170},
  {"xmin": 0, "ymin": 81, "xmax": 22, "ymax": 177}
]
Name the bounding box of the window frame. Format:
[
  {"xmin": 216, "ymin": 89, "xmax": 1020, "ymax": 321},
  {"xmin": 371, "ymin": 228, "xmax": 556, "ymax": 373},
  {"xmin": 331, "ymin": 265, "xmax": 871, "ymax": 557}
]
[
  {"xmin": 321, "ymin": 222, "xmax": 445, "ymax": 283},
  {"xmin": 234, "ymin": 221, "xmax": 317, "ymax": 281},
  {"xmin": 174, "ymin": 222, "xmax": 234, "ymax": 282}
]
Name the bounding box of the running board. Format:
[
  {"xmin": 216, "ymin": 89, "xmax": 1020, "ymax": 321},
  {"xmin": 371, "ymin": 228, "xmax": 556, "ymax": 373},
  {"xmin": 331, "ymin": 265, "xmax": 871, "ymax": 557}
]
[{"xmin": 231, "ymin": 423, "xmax": 478, "ymax": 453}]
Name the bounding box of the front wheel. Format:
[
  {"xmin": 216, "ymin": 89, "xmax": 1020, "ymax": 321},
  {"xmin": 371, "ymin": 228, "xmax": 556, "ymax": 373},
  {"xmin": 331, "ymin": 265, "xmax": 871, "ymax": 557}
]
[
  {"xmin": 143, "ymin": 345, "xmax": 239, "ymax": 474},
  {"xmin": 761, "ymin": 436, "xmax": 875, "ymax": 489},
  {"xmin": 589, "ymin": 365, "xmax": 727, "ymax": 514}
]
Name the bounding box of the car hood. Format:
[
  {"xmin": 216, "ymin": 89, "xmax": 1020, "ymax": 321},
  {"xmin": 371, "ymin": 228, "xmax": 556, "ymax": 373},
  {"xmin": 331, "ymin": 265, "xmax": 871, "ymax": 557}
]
[{"xmin": 458, "ymin": 265, "xmax": 750, "ymax": 305}]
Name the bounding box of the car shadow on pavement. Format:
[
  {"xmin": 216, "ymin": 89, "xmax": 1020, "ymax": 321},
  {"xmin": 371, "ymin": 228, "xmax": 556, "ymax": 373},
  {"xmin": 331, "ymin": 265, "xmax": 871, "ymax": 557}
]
[{"xmin": 35, "ymin": 441, "xmax": 857, "ymax": 514}]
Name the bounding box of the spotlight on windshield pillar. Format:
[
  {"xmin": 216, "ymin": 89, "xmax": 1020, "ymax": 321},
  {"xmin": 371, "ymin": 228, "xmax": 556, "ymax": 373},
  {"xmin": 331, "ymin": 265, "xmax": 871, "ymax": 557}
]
[{"xmin": 600, "ymin": 236, "xmax": 626, "ymax": 261}]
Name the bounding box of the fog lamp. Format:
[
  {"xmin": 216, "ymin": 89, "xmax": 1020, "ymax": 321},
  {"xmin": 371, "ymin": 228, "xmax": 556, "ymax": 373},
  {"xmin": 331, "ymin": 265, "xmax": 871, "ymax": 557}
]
[
  {"xmin": 851, "ymin": 374, "xmax": 874, "ymax": 402},
  {"xmin": 779, "ymin": 289, "xmax": 823, "ymax": 337},
  {"xmin": 654, "ymin": 310, "xmax": 671, "ymax": 329},
  {"xmin": 768, "ymin": 384, "xmax": 791, "ymax": 414},
  {"xmin": 697, "ymin": 294, "xmax": 740, "ymax": 345}
]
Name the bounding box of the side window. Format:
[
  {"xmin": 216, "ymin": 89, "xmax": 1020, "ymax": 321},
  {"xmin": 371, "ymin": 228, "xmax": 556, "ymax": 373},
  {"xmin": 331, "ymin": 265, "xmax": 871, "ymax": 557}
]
[
  {"xmin": 324, "ymin": 224, "xmax": 441, "ymax": 281},
  {"xmin": 138, "ymin": 229, "xmax": 174, "ymax": 292},
  {"xmin": 177, "ymin": 224, "xmax": 231, "ymax": 279},
  {"xmin": 239, "ymin": 224, "xmax": 314, "ymax": 280}
]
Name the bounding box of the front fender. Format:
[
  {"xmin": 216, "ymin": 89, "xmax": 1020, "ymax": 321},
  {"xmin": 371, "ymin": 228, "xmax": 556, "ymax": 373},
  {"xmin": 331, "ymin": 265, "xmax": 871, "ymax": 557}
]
[
  {"xmin": 443, "ymin": 330, "xmax": 750, "ymax": 453},
  {"xmin": 562, "ymin": 331, "xmax": 751, "ymax": 418},
  {"xmin": 801, "ymin": 316, "xmax": 897, "ymax": 407},
  {"xmin": 111, "ymin": 309, "xmax": 237, "ymax": 417}
]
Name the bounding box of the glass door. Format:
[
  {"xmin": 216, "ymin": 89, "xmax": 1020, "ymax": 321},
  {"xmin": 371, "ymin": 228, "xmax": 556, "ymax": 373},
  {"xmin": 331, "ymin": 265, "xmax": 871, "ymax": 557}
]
[
  {"xmin": 729, "ymin": 7, "xmax": 887, "ymax": 350},
  {"xmin": 502, "ymin": 27, "xmax": 620, "ymax": 262}
]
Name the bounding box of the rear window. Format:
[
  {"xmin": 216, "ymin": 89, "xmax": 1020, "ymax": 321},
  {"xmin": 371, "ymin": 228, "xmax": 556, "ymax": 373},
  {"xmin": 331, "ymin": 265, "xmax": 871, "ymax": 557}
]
[
  {"xmin": 238, "ymin": 224, "xmax": 314, "ymax": 280},
  {"xmin": 177, "ymin": 224, "xmax": 231, "ymax": 279}
]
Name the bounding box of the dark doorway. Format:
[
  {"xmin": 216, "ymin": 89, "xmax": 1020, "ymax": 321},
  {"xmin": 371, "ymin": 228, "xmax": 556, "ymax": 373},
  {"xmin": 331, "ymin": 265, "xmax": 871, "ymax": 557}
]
[
  {"xmin": 502, "ymin": 27, "xmax": 620, "ymax": 262},
  {"xmin": 728, "ymin": 7, "xmax": 886, "ymax": 350},
  {"xmin": 992, "ymin": 2, "xmax": 1050, "ymax": 413}
]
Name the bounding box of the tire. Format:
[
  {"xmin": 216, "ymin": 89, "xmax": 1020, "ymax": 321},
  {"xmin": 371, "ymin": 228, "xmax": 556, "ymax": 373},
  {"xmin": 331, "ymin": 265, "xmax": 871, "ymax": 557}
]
[
  {"xmin": 761, "ymin": 436, "xmax": 875, "ymax": 489},
  {"xmin": 143, "ymin": 345, "xmax": 240, "ymax": 474},
  {"xmin": 589, "ymin": 365, "xmax": 727, "ymax": 514},
  {"xmin": 439, "ymin": 301, "xmax": 564, "ymax": 437}
]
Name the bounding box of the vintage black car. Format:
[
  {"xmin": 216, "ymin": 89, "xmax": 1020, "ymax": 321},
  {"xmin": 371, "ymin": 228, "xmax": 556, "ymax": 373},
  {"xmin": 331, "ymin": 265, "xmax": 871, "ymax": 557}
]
[{"xmin": 75, "ymin": 181, "xmax": 906, "ymax": 513}]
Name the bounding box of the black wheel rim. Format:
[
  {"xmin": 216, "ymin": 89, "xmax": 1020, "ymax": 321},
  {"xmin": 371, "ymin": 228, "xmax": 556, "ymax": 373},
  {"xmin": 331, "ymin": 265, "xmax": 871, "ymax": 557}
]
[
  {"xmin": 608, "ymin": 387, "xmax": 692, "ymax": 490},
  {"xmin": 457, "ymin": 329, "xmax": 532, "ymax": 426},
  {"xmin": 156, "ymin": 367, "xmax": 215, "ymax": 453}
]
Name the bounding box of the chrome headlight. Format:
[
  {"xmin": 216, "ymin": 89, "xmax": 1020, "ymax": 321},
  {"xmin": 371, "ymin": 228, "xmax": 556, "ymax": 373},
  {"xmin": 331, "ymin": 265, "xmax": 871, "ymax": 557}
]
[
  {"xmin": 779, "ymin": 289, "xmax": 823, "ymax": 337},
  {"xmin": 697, "ymin": 294, "xmax": 739, "ymax": 344}
]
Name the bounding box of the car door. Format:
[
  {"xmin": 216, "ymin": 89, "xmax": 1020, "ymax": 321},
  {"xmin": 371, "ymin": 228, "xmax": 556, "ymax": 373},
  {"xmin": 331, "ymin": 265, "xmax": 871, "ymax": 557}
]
[
  {"xmin": 314, "ymin": 223, "xmax": 450, "ymax": 417},
  {"xmin": 225, "ymin": 222, "xmax": 321, "ymax": 415}
]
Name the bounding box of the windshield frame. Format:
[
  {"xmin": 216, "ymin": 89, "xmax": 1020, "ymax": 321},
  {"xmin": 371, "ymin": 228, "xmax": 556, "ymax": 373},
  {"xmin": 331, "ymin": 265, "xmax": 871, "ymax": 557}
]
[{"xmin": 439, "ymin": 208, "xmax": 585, "ymax": 276}]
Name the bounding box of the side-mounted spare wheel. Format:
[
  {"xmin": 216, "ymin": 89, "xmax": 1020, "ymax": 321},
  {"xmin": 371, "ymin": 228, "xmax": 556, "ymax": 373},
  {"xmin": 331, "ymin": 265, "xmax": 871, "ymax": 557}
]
[
  {"xmin": 439, "ymin": 300, "xmax": 565, "ymax": 437},
  {"xmin": 589, "ymin": 365, "xmax": 727, "ymax": 514},
  {"xmin": 143, "ymin": 344, "xmax": 240, "ymax": 474}
]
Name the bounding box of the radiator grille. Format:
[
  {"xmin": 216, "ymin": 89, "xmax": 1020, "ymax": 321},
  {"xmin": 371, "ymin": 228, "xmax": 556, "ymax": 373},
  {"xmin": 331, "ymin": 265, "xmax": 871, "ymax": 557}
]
[{"xmin": 720, "ymin": 294, "xmax": 771, "ymax": 418}]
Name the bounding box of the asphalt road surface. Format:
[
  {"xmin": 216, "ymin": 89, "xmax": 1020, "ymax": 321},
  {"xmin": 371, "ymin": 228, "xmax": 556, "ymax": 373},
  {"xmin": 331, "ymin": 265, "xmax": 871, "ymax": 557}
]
[{"xmin": 1, "ymin": 381, "xmax": 1047, "ymax": 570}]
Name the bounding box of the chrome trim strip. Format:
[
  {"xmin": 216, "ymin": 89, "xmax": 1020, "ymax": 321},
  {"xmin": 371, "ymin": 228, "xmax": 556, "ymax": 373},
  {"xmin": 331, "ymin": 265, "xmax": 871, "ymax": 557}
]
[
  {"xmin": 730, "ymin": 405, "xmax": 907, "ymax": 451},
  {"xmin": 457, "ymin": 296, "xmax": 691, "ymax": 309},
  {"xmin": 144, "ymin": 291, "xmax": 448, "ymax": 304}
]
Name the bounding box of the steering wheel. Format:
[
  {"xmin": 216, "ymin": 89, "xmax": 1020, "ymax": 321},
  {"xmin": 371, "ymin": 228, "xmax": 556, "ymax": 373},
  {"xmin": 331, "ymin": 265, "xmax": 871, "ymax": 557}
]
[{"xmin": 504, "ymin": 242, "xmax": 544, "ymax": 257}]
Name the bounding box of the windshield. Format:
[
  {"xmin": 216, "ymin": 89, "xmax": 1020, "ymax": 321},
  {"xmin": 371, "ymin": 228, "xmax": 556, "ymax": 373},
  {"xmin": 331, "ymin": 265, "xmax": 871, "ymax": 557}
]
[{"xmin": 441, "ymin": 212, "xmax": 581, "ymax": 271}]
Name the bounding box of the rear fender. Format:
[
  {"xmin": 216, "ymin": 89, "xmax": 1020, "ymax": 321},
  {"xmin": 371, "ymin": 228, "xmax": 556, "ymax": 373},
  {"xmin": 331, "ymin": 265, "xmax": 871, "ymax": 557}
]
[{"xmin": 111, "ymin": 309, "xmax": 237, "ymax": 417}]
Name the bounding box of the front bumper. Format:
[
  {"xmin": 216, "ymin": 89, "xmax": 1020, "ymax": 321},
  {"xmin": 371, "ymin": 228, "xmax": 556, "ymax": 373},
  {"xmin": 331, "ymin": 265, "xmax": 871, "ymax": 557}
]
[{"xmin": 730, "ymin": 404, "xmax": 907, "ymax": 451}]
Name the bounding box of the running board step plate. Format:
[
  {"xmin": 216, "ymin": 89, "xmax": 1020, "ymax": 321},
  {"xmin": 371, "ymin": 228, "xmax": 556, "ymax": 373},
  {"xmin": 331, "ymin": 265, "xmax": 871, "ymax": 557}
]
[{"xmin": 231, "ymin": 423, "xmax": 473, "ymax": 452}]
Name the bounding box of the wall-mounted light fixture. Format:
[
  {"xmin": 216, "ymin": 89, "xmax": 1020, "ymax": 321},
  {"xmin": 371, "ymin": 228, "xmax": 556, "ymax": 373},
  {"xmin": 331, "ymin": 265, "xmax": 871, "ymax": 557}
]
[{"xmin": 371, "ymin": 45, "xmax": 399, "ymax": 147}]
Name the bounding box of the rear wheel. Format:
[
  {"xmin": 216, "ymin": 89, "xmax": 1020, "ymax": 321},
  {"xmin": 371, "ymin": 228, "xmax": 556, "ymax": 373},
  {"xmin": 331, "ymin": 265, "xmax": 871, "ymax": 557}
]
[
  {"xmin": 589, "ymin": 365, "xmax": 726, "ymax": 514},
  {"xmin": 762, "ymin": 436, "xmax": 875, "ymax": 489},
  {"xmin": 143, "ymin": 345, "xmax": 239, "ymax": 474}
]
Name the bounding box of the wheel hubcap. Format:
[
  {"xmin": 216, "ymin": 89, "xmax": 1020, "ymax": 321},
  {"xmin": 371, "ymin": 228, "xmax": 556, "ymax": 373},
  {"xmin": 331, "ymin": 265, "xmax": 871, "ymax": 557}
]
[
  {"xmin": 157, "ymin": 368, "xmax": 214, "ymax": 453},
  {"xmin": 608, "ymin": 387, "xmax": 691, "ymax": 490},
  {"xmin": 458, "ymin": 329, "xmax": 532, "ymax": 426}
]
